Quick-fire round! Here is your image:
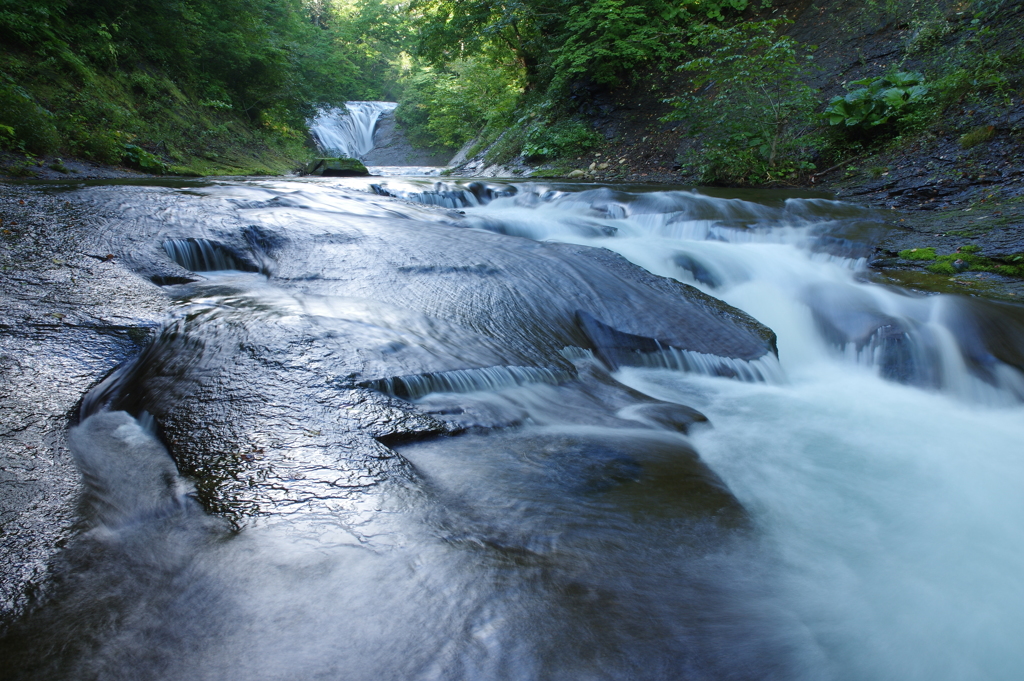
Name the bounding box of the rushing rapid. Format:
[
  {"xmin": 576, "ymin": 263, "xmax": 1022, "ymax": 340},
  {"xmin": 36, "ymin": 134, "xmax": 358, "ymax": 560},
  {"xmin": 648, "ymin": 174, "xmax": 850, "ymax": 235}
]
[{"xmin": 3, "ymin": 176, "xmax": 1022, "ymax": 681}]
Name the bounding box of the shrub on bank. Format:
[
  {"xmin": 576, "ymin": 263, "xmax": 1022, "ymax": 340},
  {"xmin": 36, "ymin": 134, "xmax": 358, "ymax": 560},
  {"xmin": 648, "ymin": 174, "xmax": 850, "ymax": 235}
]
[
  {"xmin": 0, "ymin": 82, "xmax": 59, "ymax": 155},
  {"xmin": 665, "ymin": 19, "xmax": 819, "ymax": 185},
  {"xmin": 823, "ymin": 72, "xmax": 930, "ymax": 132}
]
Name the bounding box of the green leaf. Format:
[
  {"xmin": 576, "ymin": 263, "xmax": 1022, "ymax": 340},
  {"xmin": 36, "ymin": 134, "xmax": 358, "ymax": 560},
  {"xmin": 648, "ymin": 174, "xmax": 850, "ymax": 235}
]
[
  {"xmin": 905, "ymin": 84, "xmax": 929, "ymax": 101},
  {"xmin": 888, "ymin": 71, "xmax": 924, "ymax": 87},
  {"xmin": 880, "ymin": 87, "xmax": 909, "ymax": 108}
]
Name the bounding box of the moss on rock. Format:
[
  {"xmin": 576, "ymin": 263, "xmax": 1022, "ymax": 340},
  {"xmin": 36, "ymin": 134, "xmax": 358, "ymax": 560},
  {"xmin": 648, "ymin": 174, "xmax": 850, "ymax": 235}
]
[{"xmin": 305, "ymin": 157, "xmax": 370, "ymax": 177}]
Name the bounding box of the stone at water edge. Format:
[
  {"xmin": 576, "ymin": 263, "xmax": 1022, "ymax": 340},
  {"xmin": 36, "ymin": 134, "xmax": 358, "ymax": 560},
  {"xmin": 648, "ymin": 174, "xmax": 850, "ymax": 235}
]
[{"xmin": 305, "ymin": 157, "xmax": 369, "ymax": 177}]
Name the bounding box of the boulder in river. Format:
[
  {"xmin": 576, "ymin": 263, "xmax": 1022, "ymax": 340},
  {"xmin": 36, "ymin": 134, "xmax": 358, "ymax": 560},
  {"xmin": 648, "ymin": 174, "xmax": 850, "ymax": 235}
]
[{"xmin": 304, "ymin": 157, "xmax": 369, "ymax": 177}]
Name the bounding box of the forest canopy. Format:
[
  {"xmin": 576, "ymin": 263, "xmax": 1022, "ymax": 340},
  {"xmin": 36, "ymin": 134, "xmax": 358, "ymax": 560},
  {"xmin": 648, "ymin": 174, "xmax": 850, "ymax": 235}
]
[
  {"xmin": 4, "ymin": 0, "xmax": 1021, "ymax": 183},
  {"xmin": 397, "ymin": 0, "xmax": 759, "ymax": 158},
  {"xmin": 1, "ymin": 0, "xmax": 762, "ymax": 171}
]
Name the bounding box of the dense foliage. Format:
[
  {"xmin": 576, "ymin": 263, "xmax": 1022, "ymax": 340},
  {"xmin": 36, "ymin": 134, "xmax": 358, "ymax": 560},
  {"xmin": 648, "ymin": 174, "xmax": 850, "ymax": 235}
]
[
  {"xmin": 398, "ymin": 0, "xmax": 761, "ymax": 158},
  {"xmin": 396, "ymin": 55, "xmax": 524, "ymax": 150},
  {"xmin": 666, "ymin": 19, "xmax": 819, "ymax": 184},
  {"xmin": 410, "ymin": 0, "xmax": 757, "ymax": 90},
  {"xmin": 3, "ymin": 0, "xmax": 1022, "ymax": 182},
  {"xmin": 0, "ymin": 0, "xmax": 407, "ymax": 172}
]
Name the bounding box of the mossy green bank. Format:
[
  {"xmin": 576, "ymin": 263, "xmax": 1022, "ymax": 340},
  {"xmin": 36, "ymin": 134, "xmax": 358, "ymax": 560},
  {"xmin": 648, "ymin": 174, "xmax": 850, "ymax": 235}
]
[{"xmin": 0, "ymin": 0, "xmax": 407, "ymax": 177}]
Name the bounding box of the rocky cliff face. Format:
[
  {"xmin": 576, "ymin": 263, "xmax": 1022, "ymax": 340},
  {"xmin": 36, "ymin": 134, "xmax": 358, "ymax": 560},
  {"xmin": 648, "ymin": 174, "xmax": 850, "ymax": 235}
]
[{"xmin": 361, "ymin": 109, "xmax": 453, "ymax": 167}]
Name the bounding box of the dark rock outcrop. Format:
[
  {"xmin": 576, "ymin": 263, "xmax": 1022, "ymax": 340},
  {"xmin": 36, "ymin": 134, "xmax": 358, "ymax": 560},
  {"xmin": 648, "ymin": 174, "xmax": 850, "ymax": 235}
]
[
  {"xmin": 303, "ymin": 157, "xmax": 370, "ymax": 177},
  {"xmin": 361, "ymin": 108, "xmax": 453, "ymax": 167}
]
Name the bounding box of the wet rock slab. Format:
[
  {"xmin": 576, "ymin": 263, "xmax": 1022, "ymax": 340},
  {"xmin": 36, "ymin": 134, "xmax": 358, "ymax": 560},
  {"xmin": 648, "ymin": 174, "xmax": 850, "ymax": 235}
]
[
  {"xmin": 62, "ymin": 180, "xmax": 776, "ymax": 528},
  {"xmin": 1, "ymin": 179, "xmax": 787, "ymax": 678},
  {"xmin": 0, "ymin": 184, "xmax": 166, "ymax": 626}
]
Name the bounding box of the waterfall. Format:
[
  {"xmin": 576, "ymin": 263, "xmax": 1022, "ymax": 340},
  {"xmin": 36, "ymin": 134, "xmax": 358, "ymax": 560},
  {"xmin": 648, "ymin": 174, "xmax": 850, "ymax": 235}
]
[{"xmin": 308, "ymin": 101, "xmax": 397, "ymax": 159}]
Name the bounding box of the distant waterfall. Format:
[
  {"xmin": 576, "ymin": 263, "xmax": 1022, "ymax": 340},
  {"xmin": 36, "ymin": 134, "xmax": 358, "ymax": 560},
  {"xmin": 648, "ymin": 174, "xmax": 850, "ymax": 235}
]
[{"xmin": 308, "ymin": 101, "xmax": 397, "ymax": 159}]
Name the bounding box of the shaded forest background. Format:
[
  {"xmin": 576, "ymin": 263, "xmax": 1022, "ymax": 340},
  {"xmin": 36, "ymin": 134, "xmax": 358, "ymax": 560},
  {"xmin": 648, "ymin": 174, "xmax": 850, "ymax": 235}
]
[
  {"xmin": 0, "ymin": 0, "xmax": 409, "ymax": 174},
  {"xmin": 1, "ymin": 0, "xmax": 1022, "ymax": 183}
]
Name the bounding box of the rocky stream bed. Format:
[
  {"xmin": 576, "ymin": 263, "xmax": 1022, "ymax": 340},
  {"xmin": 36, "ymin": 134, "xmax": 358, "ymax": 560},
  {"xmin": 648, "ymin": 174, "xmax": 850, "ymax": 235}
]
[{"xmin": 2, "ymin": 170, "xmax": 1023, "ymax": 680}]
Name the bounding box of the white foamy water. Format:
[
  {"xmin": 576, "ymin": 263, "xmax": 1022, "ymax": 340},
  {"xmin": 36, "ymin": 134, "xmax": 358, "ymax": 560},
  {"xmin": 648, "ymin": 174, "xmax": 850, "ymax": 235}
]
[
  {"xmin": 456, "ymin": 185, "xmax": 1024, "ymax": 404},
  {"xmin": 445, "ymin": 182, "xmax": 1024, "ymax": 680},
  {"xmin": 617, "ymin": 365, "xmax": 1024, "ymax": 681}
]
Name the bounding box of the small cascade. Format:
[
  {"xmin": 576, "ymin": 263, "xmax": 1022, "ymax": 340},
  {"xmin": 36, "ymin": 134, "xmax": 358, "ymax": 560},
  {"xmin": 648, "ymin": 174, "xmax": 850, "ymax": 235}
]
[
  {"xmin": 163, "ymin": 238, "xmax": 255, "ymax": 272},
  {"xmin": 309, "ymin": 101, "xmax": 397, "ymax": 159},
  {"xmin": 415, "ymin": 182, "xmax": 1024, "ymax": 405},
  {"xmin": 628, "ymin": 347, "xmax": 786, "ymax": 383},
  {"xmin": 364, "ymin": 365, "xmax": 572, "ymax": 400}
]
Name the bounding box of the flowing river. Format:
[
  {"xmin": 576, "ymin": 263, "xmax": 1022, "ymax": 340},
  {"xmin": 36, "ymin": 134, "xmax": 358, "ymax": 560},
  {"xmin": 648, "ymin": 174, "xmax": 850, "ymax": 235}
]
[{"xmin": 3, "ymin": 174, "xmax": 1023, "ymax": 681}]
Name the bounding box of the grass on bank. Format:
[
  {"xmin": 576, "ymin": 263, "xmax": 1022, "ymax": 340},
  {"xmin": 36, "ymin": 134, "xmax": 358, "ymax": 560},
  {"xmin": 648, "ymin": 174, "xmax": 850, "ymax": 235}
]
[{"xmin": 0, "ymin": 59, "xmax": 315, "ymax": 177}]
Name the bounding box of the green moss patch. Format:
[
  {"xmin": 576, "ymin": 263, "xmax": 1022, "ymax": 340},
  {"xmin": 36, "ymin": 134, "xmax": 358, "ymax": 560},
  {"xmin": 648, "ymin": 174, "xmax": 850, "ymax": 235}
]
[
  {"xmin": 530, "ymin": 167, "xmax": 575, "ymax": 178},
  {"xmin": 899, "ymin": 247, "xmax": 937, "ymax": 260},
  {"xmin": 305, "ymin": 157, "xmax": 369, "ymax": 177},
  {"xmin": 898, "ymin": 244, "xmax": 1024, "ymax": 279},
  {"xmin": 938, "ymin": 249, "xmax": 1020, "ymax": 277},
  {"xmin": 959, "ymin": 125, "xmax": 995, "ymax": 149}
]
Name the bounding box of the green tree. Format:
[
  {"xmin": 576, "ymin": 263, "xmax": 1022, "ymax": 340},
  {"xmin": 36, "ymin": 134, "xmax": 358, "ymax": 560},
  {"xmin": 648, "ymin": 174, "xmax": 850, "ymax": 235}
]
[
  {"xmin": 397, "ymin": 54, "xmax": 525, "ymax": 149},
  {"xmin": 410, "ymin": 0, "xmax": 758, "ymax": 95},
  {"xmin": 549, "ymin": 0, "xmax": 687, "ymax": 89},
  {"xmin": 410, "ymin": 0, "xmax": 553, "ymax": 88},
  {"xmin": 666, "ymin": 19, "xmax": 819, "ymax": 184}
]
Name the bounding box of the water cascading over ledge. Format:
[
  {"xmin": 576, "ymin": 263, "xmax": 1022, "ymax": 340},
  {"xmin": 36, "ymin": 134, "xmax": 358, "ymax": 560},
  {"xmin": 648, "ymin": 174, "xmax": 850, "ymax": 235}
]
[
  {"xmin": 363, "ymin": 365, "xmax": 574, "ymax": 400},
  {"xmin": 163, "ymin": 238, "xmax": 257, "ymax": 273},
  {"xmin": 308, "ymin": 101, "xmax": 397, "ymax": 159},
  {"xmin": 374, "ymin": 179, "xmax": 1024, "ymax": 403}
]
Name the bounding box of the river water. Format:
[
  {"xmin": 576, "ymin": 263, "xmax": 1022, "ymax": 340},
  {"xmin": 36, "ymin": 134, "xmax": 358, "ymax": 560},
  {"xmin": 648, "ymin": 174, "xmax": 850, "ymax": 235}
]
[{"xmin": 4, "ymin": 175, "xmax": 1023, "ymax": 681}]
